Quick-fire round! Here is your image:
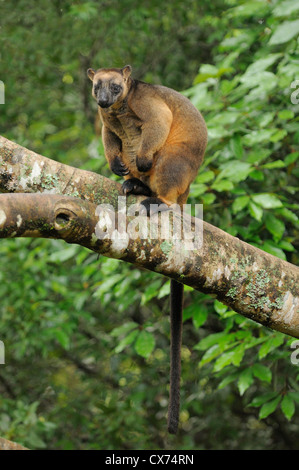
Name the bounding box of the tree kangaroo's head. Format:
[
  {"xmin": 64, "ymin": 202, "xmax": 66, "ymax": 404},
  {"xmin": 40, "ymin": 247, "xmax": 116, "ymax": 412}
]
[{"xmin": 87, "ymin": 65, "xmax": 132, "ymax": 109}]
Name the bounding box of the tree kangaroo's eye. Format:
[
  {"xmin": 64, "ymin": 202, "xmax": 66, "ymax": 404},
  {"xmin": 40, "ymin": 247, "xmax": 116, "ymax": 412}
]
[
  {"xmin": 111, "ymin": 84, "xmax": 121, "ymax": 94},
  {"xmin": 94, "ymin": 81, "xmax": 101, "ymax": 93}
]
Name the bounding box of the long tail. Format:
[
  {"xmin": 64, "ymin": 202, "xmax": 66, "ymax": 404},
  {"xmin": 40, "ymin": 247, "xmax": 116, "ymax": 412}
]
[{"xmin": 167, "ymin": 279, "xmax": 184, "ymax": 434}]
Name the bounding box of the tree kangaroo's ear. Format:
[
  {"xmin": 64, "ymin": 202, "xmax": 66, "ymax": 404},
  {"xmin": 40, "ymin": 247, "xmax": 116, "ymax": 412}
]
[
  {"xmin": 87, "ymin": 68, "xmax": 95, "ymax": 81},
  {"xmin": 121, "ymin": 65, "xmax": 132, "ymax": 81}
]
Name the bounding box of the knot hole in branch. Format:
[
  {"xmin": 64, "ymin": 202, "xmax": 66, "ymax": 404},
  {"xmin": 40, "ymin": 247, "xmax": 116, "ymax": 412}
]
[
  {"xmin": 54, "ymin": 207, "xmax": 77, "ymax": 232},
  {"xmin": 56, "ymin": 212, "xmax": 70, "ymax": 227}
]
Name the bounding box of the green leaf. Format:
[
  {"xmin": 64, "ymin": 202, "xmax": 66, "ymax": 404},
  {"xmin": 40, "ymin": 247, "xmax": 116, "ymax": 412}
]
[
  {"xmin": 135, "ymin": 330, "xmax": 155, "ymax": 358},
  {"xmin": 218, "ymin": 373, "xmax": 238, "ymax": 390},
  {"xmin": 231, "ymin": 344, "xmax": 245, "ymax": 367},
  {"xmin": 259, "ymin": 334, "xmax": 285, "ymax": 359},
  {"xmin": 211, "ymin": 179, "xmax": 234, "ymax": 192},
  {"xmin": 285, "ymin": 152, "xmax": 299, "ymax": 166},
  {"xmin": 214, "ymin": 350, "xmax": 236, "ymax": 372},
  {"xmin": 214, "ymin": 300, "xmax": 228, "ymax": 315},
  {"xmin": 228, "ymin": 1, "xmax": 269, "ymax": 18},
  {"xmin": 257, "ymin": 112, "xmax": 275, "ymax": 128},
  {"xmin": 201, "ymin": 193, "xmax": 216, "ymax": 205},
  {"xmin": 199, "ymin": 344, "xmax": 221, "ymax": 366},
  {"xmin": 289, "ymin": 392, "xmax": 299, "ymax": 404},
  {"xmin": 241, "ymin": 71, "xmax": 277, "ymax": 91},
  {"xmin": 94, "ymin": 274, "xmax": 124, "ymax": 297},
  {"xmin": 249, "ymin": 169, "xmax": 264, "ymax": 181},
  {"xmin": 252, "ymin": 364, "xmax": 272, "ymax": 383},
  {"xmin": 114, "ymin": 330, "xmax": 139, "ymax": 354},
  {"xmin": 212, "ymin": 343, "xmax": 244, "ymax": 371},
  {"xmin": 216, "ymin": 161, "xmax": 252, "ymax": 183},
  {"xmin": 208, "ymin": 109, "xmax": 240, "ymax": 125},
  {"xmin": 273, "ymin": 0, "xmax": 299, "ymax": 17},
  {"xmin": 157, "ymin": 281, "xmax": 170, "ymax": 299},
  {"xmin": 265, "ymin": 213, "xmax": 285, "ymax": 241},
  {"xmin": 248, "ymin": 201, "xmax": 263, "ymax": 222},
  {"xmin": 194, "ymin": 64, "xmax": 218, "ymax": 83},
  {"xmin": 238, "ymin": 368, "xmax": 254, "ymax": 396},
  {"xmin": 194, "ymin": 332, "xmax": 229, "ymax": 351},
  {"xmin": 249, "ymin": 392, "xmax": 278, "ymax": 408},
  {"xmin": 190, "ymin": 183, "xmax": 207, "ymax": 197},
  {"xmin": 54, "ymin": 329, "xmax": 70, "ymax": 349},
  {"xmin": 221, "ymin": 309, "xmax": 238, "ymax": 319},
  {"xmin": 232, "ymin": 195, "xmax": 250, "ymax": 214},
  {"xmin": 269, "ymin": 19, "xmax": 299, "ymax": 45},
  {"xmin": 243, "ymin": 129, "xmax": 276, "ymax": 146},
  {"xmin": 48, "ymin": 246, "xmax": 79, "ymax": 263},
  {"xmin": 68, "ymin": 3, "xmax": 98, "ymax": 20},
  {"xmin": 270, "ymin": 129, "xmax": 287, "ymax": 143},
  {"xmin": 230, "ymin": 135, "xmax": 244, "ymax": 159},
  {"xmin": 278, "ymin": 240, "xmax": 295, "ymax": 252},
  {"xmin": 259, "ymin": 396, "xmax": 281, "ymax": 419},
  {"xmin": 110, "ymin": 322, "xmax": 138, "ymax": 337},
  {"xmin": 281, "ymin": 395, "xmax": 295, "ymax": 421},
  {"xmin": 193, "ymin": 304, "xmax": 209, "ymax": 328},
  {"xmin": 261, "ymin": 241, "xmax": 286, "ymax": 260},
  {"xmin": 197, "ymin": 170, "xmax": 215, "ymax": 184},
  {"xmin": 245, "ymin": 54, "xmax": 282, "ymax": 75},
  {"xmin": 261, "ymin": 160, "xmax": 285, "ymax": 169},
  {"xmin": 252, "ymin": 194, "xmax": 283, "ymax": 209},
  {"xmin": 208, "ymin": 126, "xmax": 231, "ymax": 140},
  {"xmin": 278, "ymin": 110, "xmax": 295, "ymax": 120},
  {"xmin": 247, "ymin": 149, "xmax": 272, "ymax": 164},
  {"xmin": 276, "ymin": 207, "xmax": 298, "ymax": 223},
  {"xmin": 183, "ymin": 302, "xmax": 208, "ymax": 328},
  {"xmin": 194, "ymin": 64, "xmax": 234, "ymax": 84},
  {"xmin": 141, "ymin": 280, "xmax": 162, "ymax": 305}
]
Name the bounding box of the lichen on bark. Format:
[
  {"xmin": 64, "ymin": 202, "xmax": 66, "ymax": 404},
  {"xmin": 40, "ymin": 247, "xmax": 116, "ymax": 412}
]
[{"xmin": 0, "ymin": 135, "xmax": 299, "ymax": 338}]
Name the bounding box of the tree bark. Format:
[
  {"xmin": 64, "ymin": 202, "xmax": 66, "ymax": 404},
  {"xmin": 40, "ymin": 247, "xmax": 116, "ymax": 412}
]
[
  {"xmin": 0, "ymin": 437, "xmax": 28, "ymax": 450},
  {"xmin": 0, "ymin": 135, "xmax": 299, "ymax": 338}
]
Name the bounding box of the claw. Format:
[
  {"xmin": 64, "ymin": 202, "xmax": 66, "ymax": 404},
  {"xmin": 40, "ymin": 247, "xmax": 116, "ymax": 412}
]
[
  {"xmin": 122, "ymin": 178, "xmax": 152, "ymax": 196},
  {"xmin": 110, "ymin": 156, "xmax": 130, "ymax": 176}
]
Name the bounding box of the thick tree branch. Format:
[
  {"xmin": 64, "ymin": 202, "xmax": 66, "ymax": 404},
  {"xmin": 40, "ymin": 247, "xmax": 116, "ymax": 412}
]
[{"xmin": 0, "ymin": 136, "xmax": 299, "ymax": 338}]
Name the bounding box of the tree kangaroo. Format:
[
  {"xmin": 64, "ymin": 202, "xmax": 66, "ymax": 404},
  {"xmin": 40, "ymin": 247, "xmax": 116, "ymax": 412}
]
[{"xmin": 88, "ymin": 65, "xmax": 207, "ymax": 434}]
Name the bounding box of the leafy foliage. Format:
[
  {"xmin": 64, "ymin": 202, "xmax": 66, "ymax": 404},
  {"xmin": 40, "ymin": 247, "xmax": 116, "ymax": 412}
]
[{"xmin": 0, "ymin": 0, "xmax": 298, "ymax": 450}]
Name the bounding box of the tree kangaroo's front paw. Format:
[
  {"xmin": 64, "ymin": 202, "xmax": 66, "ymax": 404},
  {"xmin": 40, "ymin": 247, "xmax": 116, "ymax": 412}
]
[
  {"xmin": 110, "ymin": 156, "xmax": 130, "ymax": 176},
  {"xmin": 122, "ymin": 178, "xmax": 152, "ymax": 196},
  {"xmin": 136, "ymin": 156, "xmax": 153, "ymax": 173}
]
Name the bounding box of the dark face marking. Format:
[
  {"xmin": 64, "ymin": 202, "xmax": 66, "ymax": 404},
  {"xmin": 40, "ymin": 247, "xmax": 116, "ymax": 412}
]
[
  {"xmin": 93, "ymin": 80, "xmax": 101, "ymax": 95},
  {"xmin": 93, "ymin": 78, "xmax": 124, "ymax": 108}
]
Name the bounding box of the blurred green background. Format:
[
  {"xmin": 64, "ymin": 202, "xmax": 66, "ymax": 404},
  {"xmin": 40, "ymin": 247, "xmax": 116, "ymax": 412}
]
[{"xmin": 0, "ymin": 0, "xmax": 299, "ymax": 450}]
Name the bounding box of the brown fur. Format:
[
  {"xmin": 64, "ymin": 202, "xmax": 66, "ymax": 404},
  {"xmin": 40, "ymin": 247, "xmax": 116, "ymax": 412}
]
[{"xmin": 87, "ymin": 65, "xmax": 207, "ymax": 207}]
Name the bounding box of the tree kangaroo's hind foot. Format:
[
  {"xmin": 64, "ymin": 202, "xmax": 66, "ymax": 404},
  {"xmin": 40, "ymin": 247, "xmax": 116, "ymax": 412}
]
[
  {"xmin": 122, "ymin": 178, "xmax": 152, "ymax": 196},
  {"xmin": 140, "ymin": 196, "xmax": 171, "ymax": 216}
]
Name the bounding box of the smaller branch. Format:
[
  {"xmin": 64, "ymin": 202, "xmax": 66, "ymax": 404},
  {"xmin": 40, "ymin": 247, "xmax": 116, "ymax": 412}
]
[
  {"xmin": 0, "ymin": 193, "xmax": 99, "ymax": 249},
  {"xmin": 0, "ymin": 135, "xmax": 122, "ymax": 205},
  {"xmin": 0, "ymin": 437, "xmax": 28, "ymax": 450}
]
